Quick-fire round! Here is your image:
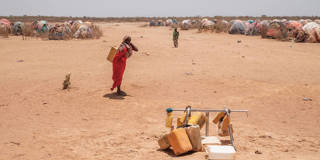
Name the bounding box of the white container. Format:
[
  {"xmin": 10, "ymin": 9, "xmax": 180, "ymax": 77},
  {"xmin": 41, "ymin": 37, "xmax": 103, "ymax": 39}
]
[
  {"xmin": 205, "ymin": 145, "xmax": 236, "ymax": 160},
  {"xmin": 201, "ymin": 136, "xmax": 221, "ymax": 145}
]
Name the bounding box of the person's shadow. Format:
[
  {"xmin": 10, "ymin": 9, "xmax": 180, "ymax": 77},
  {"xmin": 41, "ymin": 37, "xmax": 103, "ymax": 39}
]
[{"xmin": 103, "ymin": 93, "xmax": 129, "ymax": 100}]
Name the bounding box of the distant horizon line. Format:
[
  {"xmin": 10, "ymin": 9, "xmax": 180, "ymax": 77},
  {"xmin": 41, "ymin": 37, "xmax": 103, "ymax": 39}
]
[{"xmin": 1, "ymin": 15, "xmax": 320, "ymax": 18}]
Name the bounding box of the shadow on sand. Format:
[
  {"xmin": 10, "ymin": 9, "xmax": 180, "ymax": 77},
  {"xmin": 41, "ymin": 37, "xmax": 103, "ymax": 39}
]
[
  {"xmin": 157, "ymin": 149, "xmax": 196, "ymax": 157},
  {"xmin": 103, "ymin": 93, "xmax": 126, "ymax": 100}
]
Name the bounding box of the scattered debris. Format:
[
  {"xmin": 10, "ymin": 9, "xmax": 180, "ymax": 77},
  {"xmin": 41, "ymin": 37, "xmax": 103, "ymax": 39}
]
[
  {"xmin": 10, "ymin": 141, "xmax": 20, "ymax": 146},
  {"xmin": 62, "ymin": 73, "xmax": 71, "ymax": 90},
  {"xmin": 259, "ymin": 135, "xmax": 272, "ymax": 139},
  {"xmin": 237, "ymin": 40, "xmax": 242, "ymax": 43},
  {"xmin": 13, "ymin": 153, "xmax": 25, "ymax": 158},
  {"xmin": 303, "ymin": 97, "xmax": 312, "ymax": 101},
  {"xmin": 255, "ymin": 150, "xmax": 262, "ymax": 154},
  {"xmin": 129, "ymin": 149, "xmax": 138, "ymax": 153},
  {"xmin": 141, "ymin": 52, "xmax": 150, "ymax": 56},
  {"xmin": 185, "ymin": 72, "xmax": 193, "ymax": 76},
  {"xmin": 0, "ymin": 104, "xmax": 8, "ymax": 107},
  {"xmin": 192, "ymin": 60, "xmax": 196, "ymax": 65}
]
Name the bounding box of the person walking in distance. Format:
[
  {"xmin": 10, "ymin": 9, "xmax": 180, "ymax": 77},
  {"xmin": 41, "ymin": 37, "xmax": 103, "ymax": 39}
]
[{"xmin": 173, "ymin": 28, "xmax": 179, "ymax": 48}]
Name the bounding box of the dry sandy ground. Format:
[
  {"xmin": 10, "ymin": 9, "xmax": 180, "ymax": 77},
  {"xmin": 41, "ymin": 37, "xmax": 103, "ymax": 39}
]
[{"xmin": 0, "ymin": 22, "xmax": 320, "ymax": 160}]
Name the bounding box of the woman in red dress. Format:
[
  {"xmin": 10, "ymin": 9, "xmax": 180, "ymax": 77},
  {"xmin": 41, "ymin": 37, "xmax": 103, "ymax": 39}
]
[{"xmin": 111, "ymin": 36, "xmax": 138, "ymax": 96}]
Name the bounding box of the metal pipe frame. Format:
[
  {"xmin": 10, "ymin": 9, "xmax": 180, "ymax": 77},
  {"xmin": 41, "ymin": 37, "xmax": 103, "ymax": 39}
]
[{"xmin": 169, "ymin": 107, "xmax": 248, "ymax": 148}]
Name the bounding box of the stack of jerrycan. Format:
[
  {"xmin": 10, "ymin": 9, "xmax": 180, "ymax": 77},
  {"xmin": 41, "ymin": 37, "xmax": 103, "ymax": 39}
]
[
  {"xmin": 159, "ymin": 126, "xmax": 202, "ymax": 155},
  {"xmin": 159, "ymin": 107, "xmax": 247, "ymax": 160},
  {"xmin": 158, "ymin": 107, "xmax": 207, "ymax": 155}
]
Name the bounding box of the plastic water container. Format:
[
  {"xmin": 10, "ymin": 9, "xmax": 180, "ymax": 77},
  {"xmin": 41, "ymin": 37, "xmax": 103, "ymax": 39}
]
[
  {"xmin": 158, "ymin": 134, "xmax": 170, "ymax": 150},
  {"xmin": 205, "ymin": 145, "xmax": 236, "ymax": 160},
  {"xmin": 107, "ymin": 47, "xmax": 117, "ymax": 63},
  {"xmin": 201, "ymin": 136, "xmax": 222, "ymax": 145},
  {"xmin": 185, "ymin": 125, "xmax": 202, "ymax": 151},
  {"xmin": 168, "ymin": 128, "xmax": 193, "ymax": 155}
]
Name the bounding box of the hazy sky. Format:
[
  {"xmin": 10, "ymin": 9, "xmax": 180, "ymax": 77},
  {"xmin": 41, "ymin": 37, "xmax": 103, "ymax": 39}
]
[{"xmin": 1, "ymin": 0, "xmax": 319, "ymax": 17}]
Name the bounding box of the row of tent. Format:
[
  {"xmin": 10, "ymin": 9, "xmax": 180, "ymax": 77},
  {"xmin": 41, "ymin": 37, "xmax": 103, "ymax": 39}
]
[
  {"xmin": 149, "ymin": 18, "xmax": 320, "ymax": 43},
  {"xmin": 0, "ymin": 18, "xmax": 100, "ymax": 40},
  {"xmin": 149, "ymin": 19, "xmax": 178, "ymax": 27},
  {"xmin": 228, "ymin": 19, "xmax": 320, "ymax": 43}
]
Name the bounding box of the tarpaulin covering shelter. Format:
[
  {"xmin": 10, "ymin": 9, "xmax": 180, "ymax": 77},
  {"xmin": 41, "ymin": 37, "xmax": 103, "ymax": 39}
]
[
  {"xmin": 0, "ymin": 18, "xmax": 11, "ymax": 26},
  {"xmin": 229, "ymin": 20, "xmax": 246, "ymax": 34},
  {"xmin": 299, "ymin": 22, "xmax": 320, "ymax": 43},
  {"xmin": 265, "ymin": 21, "xmax": 288, "ymax": 40},
  {"xmin": 13, "ymin": 21, "xmax": 24, "ymax": 35},
  {"xmin": 73, "ymin": 24, "xmax": 92, "ymax": 39},
  {"xmin": 181, "ymin": 19, "xmax": 192, "ymax": 30}
]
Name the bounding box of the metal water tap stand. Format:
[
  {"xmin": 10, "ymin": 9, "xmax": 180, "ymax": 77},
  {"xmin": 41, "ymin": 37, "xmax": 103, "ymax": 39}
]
[{"xmin": 168, "ymin": 106, "xmax": 248, "ymax": 148}]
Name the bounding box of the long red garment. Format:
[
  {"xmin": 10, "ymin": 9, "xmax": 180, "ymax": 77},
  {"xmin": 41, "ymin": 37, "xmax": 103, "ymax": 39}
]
[{"xmin": 111, "ymin": 44, "xmax": 128, "ymax": 91}]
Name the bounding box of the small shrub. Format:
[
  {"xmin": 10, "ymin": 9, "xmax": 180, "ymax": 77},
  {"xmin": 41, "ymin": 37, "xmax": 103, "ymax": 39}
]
[
  {"xmin": 0, "ymin": 26, "xmax": 10, "ymax": 38},
  {"xmin": 62, "ymin": 73, "xmax": 71, "ymax": 90},
  {"xmin": 23, "ymin": 23, "xmax": 36, "ymax": 37},
  {"xmin": 214, "ymin": 21, "xmax": 228, "ymax": 33},
  {"xmin": 91, "ymin": 24, "xmax": 103, "ymax": 39}
]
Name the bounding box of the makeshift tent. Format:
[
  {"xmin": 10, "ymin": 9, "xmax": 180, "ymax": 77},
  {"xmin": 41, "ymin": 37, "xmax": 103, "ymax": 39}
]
[
  {"xmin": 181, "ymin": 19, "xmax": 192, "ymax": 30},
  {"xmin": 229, "ymin": 20, "xmax": 246, "ymax": 34},
  {"xmin": 166, "ymin": 19, "xmax": 173, "ymax": 26},
  {"xmin": 49, "ymin": 24, "xmax": 72, "ymax": 40},
  {"xmin": 0, "ymin": 18, "xmax": 11, "ymax": 26},
  {"xmin": 264, "ymin": 21, "xmax": 288, "ymax": 40},
  {"xmin": 0, "ymin": 18, "xmax": 11, "ymax": 34},
  {"xmin": 73, "ymin": 24, "xmax": 92, "ymax": 39},
  {"xmin": 13, "ymin": 21, "xmax": 24, "ymax": 35},
  {"xmin": 299, "ymin": 22, "xmax": 320, "ymax": 43}
]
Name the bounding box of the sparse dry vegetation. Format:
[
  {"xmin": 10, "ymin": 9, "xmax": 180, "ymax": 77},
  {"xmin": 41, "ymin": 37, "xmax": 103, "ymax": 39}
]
[
  {"xmin": 91, "ymin": 25, "xmax": 103, "ymax": 39},
  {"xmin": 0, "ymin": 26, "xmax": 10, "ymax": 38},
  {"xmin": 214, "ymin": 21, "xmax": 229, "ymax": 33},
  {"xmin": 22, "ymin": 23, "xmax": 35, "ymax": 37},
  {"xmin": 62, "ymin": 73, "xmax": 71, "ymax": 90}
]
